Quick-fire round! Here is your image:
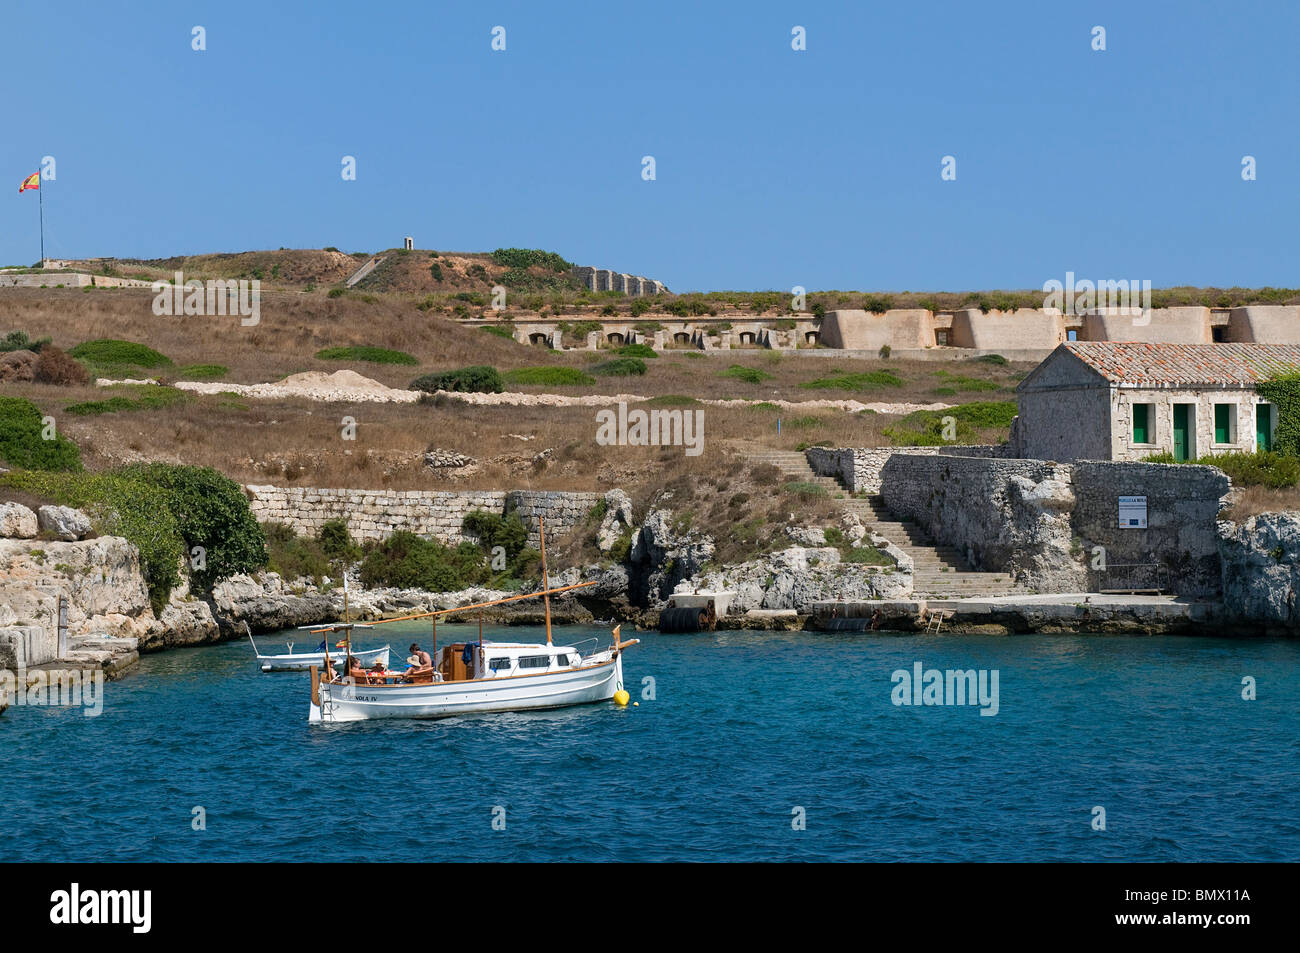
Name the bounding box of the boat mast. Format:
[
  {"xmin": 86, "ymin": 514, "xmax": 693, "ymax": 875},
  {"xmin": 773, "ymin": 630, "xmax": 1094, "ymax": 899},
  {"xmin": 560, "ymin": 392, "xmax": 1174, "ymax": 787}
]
[
  {"xmin": 343, "ymin": 572, "xmax": 353, "ymax": 670},
  {"xmin": 540, "ymin": 516, "xmax": 552, "ymax": 645}
]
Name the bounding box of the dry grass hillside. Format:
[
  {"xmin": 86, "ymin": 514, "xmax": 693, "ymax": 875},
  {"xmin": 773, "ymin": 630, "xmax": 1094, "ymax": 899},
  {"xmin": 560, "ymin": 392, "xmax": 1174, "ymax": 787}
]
[{"xmin": 0, "ymin": 277, "xmax": 1026, "ymax": 517}]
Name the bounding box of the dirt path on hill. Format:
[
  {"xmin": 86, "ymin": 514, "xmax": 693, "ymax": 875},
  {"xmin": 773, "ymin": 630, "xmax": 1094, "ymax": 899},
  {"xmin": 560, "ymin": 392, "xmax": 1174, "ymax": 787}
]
[{"xmin": 98, "ymin": 371, "xmax": 952, "ymax": 415}]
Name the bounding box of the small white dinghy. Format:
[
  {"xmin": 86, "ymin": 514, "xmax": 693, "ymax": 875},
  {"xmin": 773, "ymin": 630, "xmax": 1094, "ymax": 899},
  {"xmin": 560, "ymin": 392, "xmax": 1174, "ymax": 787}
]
[
  {"xmin": 254, "ymin": 637, "xmax": 391, "ymax": 673},
  {"xmin": 249, "ymin": 620, "xmax": 390, "ymax": 674}
]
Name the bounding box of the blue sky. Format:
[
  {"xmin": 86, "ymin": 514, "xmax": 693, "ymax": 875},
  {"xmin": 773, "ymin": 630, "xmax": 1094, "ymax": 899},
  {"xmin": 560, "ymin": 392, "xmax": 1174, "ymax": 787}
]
[{"xmin": 3, "ymin": 0, "xmax": 1297, "ymax": 292}]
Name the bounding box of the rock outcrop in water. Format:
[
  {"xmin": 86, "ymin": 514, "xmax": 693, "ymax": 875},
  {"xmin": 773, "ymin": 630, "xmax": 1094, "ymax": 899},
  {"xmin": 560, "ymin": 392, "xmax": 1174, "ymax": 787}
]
[{"xmin": 1218, "ymin": 513, "xmax": 1300, "ymax": 628}]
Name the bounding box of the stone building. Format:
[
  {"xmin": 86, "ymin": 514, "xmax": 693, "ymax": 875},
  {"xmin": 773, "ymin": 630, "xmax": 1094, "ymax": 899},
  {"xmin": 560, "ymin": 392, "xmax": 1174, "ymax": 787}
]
[{"xmin": 1015, "ymin": 342, "xmax": 1300, "ymax": 462}]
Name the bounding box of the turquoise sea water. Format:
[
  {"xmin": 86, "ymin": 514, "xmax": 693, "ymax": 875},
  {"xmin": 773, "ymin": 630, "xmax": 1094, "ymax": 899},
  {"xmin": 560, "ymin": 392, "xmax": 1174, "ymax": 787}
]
[{"xmin": 1, "ymin": 625, "xmax": 1297, "ymax": 862}]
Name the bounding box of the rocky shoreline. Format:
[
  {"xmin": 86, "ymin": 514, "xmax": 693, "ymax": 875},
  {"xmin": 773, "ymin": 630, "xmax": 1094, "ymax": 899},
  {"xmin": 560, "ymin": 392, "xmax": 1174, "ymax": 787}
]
[{"xmin": 4, "ymin": 490, "xmax": 1299, "ymax": 699}]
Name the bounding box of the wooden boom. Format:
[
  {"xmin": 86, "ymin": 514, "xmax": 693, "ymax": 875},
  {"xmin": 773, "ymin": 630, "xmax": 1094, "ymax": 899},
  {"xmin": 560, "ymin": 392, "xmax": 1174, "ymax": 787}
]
[{"xmin": 355, "ymin": 579, "xmax": 600, "ymax": 628}]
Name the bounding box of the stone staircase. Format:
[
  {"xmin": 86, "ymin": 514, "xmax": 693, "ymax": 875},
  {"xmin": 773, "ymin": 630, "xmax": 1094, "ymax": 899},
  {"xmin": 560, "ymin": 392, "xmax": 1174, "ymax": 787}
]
[
  {"xmin": 744, "ymin": 448, "xmax": 1027, "ymax": 599},
  {"xmin": 345, "ymin": 254, "xmax": 386, "ymax": 288}
]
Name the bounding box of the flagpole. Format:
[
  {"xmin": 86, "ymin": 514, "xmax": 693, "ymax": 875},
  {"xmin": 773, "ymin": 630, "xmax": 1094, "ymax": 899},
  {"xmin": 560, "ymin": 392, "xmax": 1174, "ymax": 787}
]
[{"xmin": 38, "ymin": 175, "xmax": 44, "ymax": 266}]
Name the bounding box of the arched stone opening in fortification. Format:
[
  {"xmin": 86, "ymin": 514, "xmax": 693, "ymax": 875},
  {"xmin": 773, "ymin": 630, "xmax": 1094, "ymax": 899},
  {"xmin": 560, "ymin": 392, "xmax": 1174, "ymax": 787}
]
[
  {"xmin": 607, "ymin": 332, "xmax": 625, "ymax": 345},
  {"xmin": 528, "ymin": 333, "xmax": 549, "ymax": 346},
  {"xmin": 673, "ymin": 332, "xmax": 691, "ymax": 345},
  {"xmin": 738, "ymin": 331, "xmax": 756, "ymax": 345},
  {"xmin": 804, "ymin": 331, "xmax": 819, "ymax": 344}
]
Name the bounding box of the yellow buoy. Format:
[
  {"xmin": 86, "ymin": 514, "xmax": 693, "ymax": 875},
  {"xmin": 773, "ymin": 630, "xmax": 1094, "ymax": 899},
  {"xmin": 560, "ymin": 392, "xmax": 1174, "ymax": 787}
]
[
  {"xmin": 633, "ymin": 702, "xmax": 639, "ymax": 707},
  {"xmin": 614, "ymin": 689, "xmax": 630, "ymax": 706}
]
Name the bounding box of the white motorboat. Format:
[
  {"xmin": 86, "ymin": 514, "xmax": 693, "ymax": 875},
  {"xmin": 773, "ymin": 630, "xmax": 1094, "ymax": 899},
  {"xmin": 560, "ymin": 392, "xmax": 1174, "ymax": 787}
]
[
  {"xmin": 309, "ymin": 633, "xmax": 632, "ymax": 722},
  {"xmin": 307, "ymin": 515, "xmax": 637, "ymax": 723}
]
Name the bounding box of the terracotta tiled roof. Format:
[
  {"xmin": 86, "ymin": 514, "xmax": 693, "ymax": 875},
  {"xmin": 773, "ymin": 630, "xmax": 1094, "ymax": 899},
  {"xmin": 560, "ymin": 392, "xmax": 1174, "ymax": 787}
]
[{"xmin": 1061, "ymin": 342, "xmax": 1300, "ymax": 386}]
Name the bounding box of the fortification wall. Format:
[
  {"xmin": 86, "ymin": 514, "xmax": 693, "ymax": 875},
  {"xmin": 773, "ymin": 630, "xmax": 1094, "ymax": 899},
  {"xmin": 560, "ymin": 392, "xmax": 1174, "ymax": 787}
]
[
  {"xmin": 818, "ymin": 309, "xmax": 931, "ymax": 350},
  {"xmin": 1226, "ymin": 305, "xmax": 1300, "ymax": 343},
  {"xmin": 950, "ymin": 308, "xmax": 1065, "ymax": 350},
  {"xmin": 244, "ymin": 486, "xmax": 600, "ymax": 547},
  {"xmin": 1082, "ymin": 306, "xmax": 1211, "ymax": 344}
]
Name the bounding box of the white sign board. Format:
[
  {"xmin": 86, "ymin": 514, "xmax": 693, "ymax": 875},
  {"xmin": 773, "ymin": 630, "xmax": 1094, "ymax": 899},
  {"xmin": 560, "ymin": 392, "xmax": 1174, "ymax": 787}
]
[{"xmin": 1118, "ymin": 496, "xmax": 1147, "ymax": 529}]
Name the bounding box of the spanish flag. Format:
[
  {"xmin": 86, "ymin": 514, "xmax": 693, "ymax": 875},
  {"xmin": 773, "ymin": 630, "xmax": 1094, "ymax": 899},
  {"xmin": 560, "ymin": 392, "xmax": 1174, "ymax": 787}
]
[{"xmin": 18, "ymin": 172, "xmax": 39, "ymax": 193}]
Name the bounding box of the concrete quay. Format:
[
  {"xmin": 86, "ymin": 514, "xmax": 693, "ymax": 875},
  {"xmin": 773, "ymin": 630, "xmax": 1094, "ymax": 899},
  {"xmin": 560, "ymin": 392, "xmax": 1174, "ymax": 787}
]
[{"xmin": 808, "ymin": 593, "xmax": 1229, "ymax": 635}]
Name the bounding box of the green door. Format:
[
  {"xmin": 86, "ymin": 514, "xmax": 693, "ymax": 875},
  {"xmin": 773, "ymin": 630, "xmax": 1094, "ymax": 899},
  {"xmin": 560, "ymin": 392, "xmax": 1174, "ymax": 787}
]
[
  {"xmin": 1173, "ymin": 404, "xmax": 1190, "ymax": 461},
  {"xmin": 1257, "ymin": 404, "xmax": 1273, "ymax": 452}
]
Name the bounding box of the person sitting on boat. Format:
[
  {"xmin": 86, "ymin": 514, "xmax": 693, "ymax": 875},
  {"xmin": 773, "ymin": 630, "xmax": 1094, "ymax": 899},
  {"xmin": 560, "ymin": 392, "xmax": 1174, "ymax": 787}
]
[
  {"xmin": 403, "ymin": 643, "xmax": 434, "ymax": 680},
  {"xmin": 369, "ymin": 660, "xmax": 390, "ymax": 683},
  {"xmin": 347, "ymin": 656, "xmax": 370, "ymax": 683}
]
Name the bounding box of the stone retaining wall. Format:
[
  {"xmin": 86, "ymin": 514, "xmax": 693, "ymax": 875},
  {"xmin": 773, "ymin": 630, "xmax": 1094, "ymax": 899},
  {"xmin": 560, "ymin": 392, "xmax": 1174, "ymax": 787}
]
[
  {"xmin": 877, "ymin": 455, "xmax": 1228, "ymax": 596},
  {"xmin": 806, "ymin": 444, "xmax": 1009, "ymax": 493},
  {"xmin": 244, "ymin": 486, "xmax": 601, "ymax": 547}
]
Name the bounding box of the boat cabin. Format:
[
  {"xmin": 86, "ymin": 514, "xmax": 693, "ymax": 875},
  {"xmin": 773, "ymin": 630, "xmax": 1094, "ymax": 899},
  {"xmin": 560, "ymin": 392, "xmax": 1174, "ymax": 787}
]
[{"xmin": 437, "ymin": 642, "xmax": 581, "ymax": 682}]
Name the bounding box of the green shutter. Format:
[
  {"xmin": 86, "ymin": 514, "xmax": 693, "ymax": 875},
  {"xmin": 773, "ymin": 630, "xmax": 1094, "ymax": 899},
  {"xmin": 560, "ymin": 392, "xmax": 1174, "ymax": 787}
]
[
  {"xmin": 1214, "ymin": 404, "xmax": 1231, "ymax": 444},
  {"xmin": 1257, "ymin": 404, "xmax": 1273, "ymax": 451},
  {"xmin": 1173, "ymin": 404, "xmax": 1190, "ymax": 461},
  {"xmin": 1132, "ymin": 404, "xmax": 1149, "ymax": 444}
]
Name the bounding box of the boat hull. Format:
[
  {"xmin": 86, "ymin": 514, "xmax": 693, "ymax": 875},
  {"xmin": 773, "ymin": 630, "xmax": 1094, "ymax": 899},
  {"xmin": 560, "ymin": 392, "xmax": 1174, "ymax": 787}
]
[
  {"xmin": 260, "ymin": 645, "xmax": 390, "ymax": 673},
  {"xmin": 311, "ymin": 654, "xmax": 624, "ymax": 722}
]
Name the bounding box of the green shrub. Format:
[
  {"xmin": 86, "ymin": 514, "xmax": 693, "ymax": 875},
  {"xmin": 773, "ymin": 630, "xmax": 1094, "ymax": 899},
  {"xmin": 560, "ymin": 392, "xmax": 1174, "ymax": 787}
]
[
  {"xmin": 315, "ymin": 345, "xmax": 419, "ymax": 365},
  {"xmin": 783, "ymin": 415, "xmax": 824, "ymax": 429},
  {"xmin": 1140, "ymin": 450, "xmax": 1300, "ymax": 488},
  {"xmin": 2, "ymin": 469, "xmax": 181, "ymax": 609},
  {"xmin": 462, "ymin": 510, "xmax": 528, "ymax": 560},
  {"xmin": 490, "ymin": 248, "xmax": 572, "ymax": 272},
  {"xmin": 883, "ymin": 400, "xmax": 1018, "ymax": 446},
  {"xmin": 0, "ymin": 397, "xmax": 82, "ymax": 470},
  {"xmin": 116, "ymin": 463, "xmax": 267, "ymax": 592},
  {"xmin": 410, "ymin": 365, "xmax": 505, "ymax": 394},
  {"xmin": 1257, "ymin": 374, "xmax": 1300, "ymax": 456},
  {"xmin": 591, "ymin": 357, "xmax": 647, "ymax": 377},
  {"xmin": 1, "ymin": 330, "xmax": 51, "ymax": 353},
  {"xmin": 800, "ymin": 370, "xmax": 904, "ymax": 391},
  {"xmin": 263, "ymin": 522, "xmax": 333, "ymax": 586},
  {"xmin": 722, "ymin": 364, "xmax": 772, "ymax": 384},
  {"xmin": 781, "ymin": 481, "xmax": 829, "ymax": 501},
  {"xmin": 970, "ymin": 353, "xmax": 1008, "ymax": 366},
  {"xmin": 563, "ymin": 320, "xmax": 603, "ymax": 339},
  {"xmin": 68, "ymin": 339, "xmax": 171, "ymax": 369},
  {"xmin": 359, "ymin": 531, "xmax": 490, "ymax": 591},
  {"xmin": 480, "ymin": 325, "xmax": 516, "ymax": 340},
  {"xmin": 615, "ymin": 343, "xmax": 658, "ymax": 359},
  {"xmin": 64, "ymin": 384, "xmax": 189, "ymax": 416},
  {"xmin": 319, "ymin": 518, "xmax": 362, "ymax": 563},
  {"xmin": 180, "ymin": 363, "xmax": 229, "ymax": 379},
  {"xmin": 843, "ymin": 545, "xmax": 892, "ymax": 566},
  {"xmin": 327, "ymin": 288, "xmax": 346, "ymax": 298},
  {"xmin": 646, "ymin": 395, "xmax": 701, "ymax": 406},
  {"xmin": 503, "ymin": 366, "xmax": 595, "ymax": 387}
]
